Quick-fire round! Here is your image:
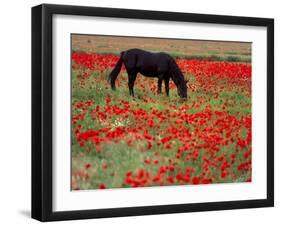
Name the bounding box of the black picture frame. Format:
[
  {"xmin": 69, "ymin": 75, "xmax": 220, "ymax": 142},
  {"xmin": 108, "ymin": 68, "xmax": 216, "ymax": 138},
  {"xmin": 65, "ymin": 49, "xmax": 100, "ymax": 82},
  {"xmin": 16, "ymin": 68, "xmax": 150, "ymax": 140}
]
[{"xmin": 32, "ymin": 3, "xmax": 274, "ymax": 222}]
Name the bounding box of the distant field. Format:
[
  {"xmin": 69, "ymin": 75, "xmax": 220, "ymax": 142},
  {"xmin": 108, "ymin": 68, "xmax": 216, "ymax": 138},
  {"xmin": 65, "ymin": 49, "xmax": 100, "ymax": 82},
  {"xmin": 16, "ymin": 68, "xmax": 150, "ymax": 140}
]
[
  {"xmin": 71, "ymin": 34, "xmax": 252, "ymax": 190},
  {"xmin": 72, "ymin": 34, "xmax": 251, "ymax": 62}
]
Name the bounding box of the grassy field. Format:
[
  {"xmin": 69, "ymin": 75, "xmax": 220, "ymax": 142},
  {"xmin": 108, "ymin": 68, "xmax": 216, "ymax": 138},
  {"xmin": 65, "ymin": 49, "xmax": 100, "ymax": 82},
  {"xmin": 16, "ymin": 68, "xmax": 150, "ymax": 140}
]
[
  {"xmin": 71, "ymin": 35, "xmax": 252, "ymax": 190},
  {"xmin": 72, "ymin": 35, "xmax": 251, "ymax": 62}
]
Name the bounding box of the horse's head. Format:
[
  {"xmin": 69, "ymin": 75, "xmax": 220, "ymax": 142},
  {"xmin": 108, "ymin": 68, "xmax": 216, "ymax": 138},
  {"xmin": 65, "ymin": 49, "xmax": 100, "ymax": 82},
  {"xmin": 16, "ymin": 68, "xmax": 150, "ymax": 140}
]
[{"xmin": 177, "ymin": 79, "xmax": 188, "ymax": 100}]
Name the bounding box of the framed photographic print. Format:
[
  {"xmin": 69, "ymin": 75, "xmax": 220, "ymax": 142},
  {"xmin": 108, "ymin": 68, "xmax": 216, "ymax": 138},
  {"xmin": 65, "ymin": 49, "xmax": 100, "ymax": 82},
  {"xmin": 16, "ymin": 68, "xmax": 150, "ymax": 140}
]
[{"xmin": 31, "ymin": 4, "xmax": 274, "ymax": 221}]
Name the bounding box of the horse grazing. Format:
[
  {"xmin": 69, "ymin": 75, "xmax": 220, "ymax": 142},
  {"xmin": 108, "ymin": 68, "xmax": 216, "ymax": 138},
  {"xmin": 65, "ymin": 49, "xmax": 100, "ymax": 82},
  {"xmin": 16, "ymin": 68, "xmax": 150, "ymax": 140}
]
[{"xmin": 108, "ymin": 48, "xmax": 188, "ymax": 100}]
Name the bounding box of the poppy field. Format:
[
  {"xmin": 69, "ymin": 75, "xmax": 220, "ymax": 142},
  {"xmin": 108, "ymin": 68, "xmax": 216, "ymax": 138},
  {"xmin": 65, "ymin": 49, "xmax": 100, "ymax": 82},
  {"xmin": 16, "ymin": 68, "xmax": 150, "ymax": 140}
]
[{"xmin": 71, "ymin": 36, "xmax": 252, "ymax": 190}]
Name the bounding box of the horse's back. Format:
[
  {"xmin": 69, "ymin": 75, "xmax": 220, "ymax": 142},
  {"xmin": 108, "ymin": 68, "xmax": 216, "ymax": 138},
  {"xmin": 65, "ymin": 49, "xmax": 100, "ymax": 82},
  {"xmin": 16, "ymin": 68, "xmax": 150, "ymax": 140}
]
[
  {"xmin": 126, "ymin": 48, "xmax": 171, "ymax": 65},
  {"xmin": 123, "ymin": 48, "xmax": 172, "ymax": 76}
]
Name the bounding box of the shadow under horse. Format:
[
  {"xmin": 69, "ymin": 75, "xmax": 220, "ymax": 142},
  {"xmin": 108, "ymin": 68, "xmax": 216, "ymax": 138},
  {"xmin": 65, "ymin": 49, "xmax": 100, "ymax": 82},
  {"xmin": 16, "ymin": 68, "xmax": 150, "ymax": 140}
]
[{"xmin": 108, "ymin": 48, "xmax": 188, "ymax": 100}]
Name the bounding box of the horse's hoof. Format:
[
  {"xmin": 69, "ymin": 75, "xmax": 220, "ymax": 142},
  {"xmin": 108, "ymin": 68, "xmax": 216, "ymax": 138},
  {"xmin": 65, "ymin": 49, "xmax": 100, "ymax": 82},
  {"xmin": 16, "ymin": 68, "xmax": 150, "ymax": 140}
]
[{"xmin": 179, "ymin": 98, "xmax": 187, "ymax": 103}]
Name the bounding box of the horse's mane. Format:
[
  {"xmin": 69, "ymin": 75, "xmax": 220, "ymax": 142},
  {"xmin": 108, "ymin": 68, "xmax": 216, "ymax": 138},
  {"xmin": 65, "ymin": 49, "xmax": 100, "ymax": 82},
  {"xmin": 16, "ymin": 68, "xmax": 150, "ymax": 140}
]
[{"xmin": 169, "ymin": 58, "xmax": 187, "ymax": 97}]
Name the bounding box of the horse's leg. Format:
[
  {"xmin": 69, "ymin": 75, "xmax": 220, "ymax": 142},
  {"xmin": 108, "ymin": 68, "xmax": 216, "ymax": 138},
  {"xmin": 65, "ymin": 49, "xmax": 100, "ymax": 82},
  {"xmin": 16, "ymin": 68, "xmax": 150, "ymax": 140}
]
[
  {"xmin": 164, "ymin": 77, "xmax": 170, "ymax": 96},
  {"xmin": 157, "ymin": 78, "xmax": 163, "ymax": 94},
  {"xmin": 128, "ymin": 72, "xmax": 137, "ymax": 97}
]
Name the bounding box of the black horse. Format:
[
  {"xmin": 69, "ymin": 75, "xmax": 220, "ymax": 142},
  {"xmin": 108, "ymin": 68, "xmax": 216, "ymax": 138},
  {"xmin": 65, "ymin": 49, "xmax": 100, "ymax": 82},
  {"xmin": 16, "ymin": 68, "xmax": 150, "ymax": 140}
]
[{"xmin": 108, "ymin": 48, "xmax": 188, "ymax": 100}]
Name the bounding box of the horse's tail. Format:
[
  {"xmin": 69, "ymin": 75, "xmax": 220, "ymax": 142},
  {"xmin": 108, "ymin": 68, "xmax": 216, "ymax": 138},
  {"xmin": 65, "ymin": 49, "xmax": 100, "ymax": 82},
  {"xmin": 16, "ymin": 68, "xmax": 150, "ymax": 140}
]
[{"xmin": 108, "ymin": 51, "xmax": 124, "ymax": 90}]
